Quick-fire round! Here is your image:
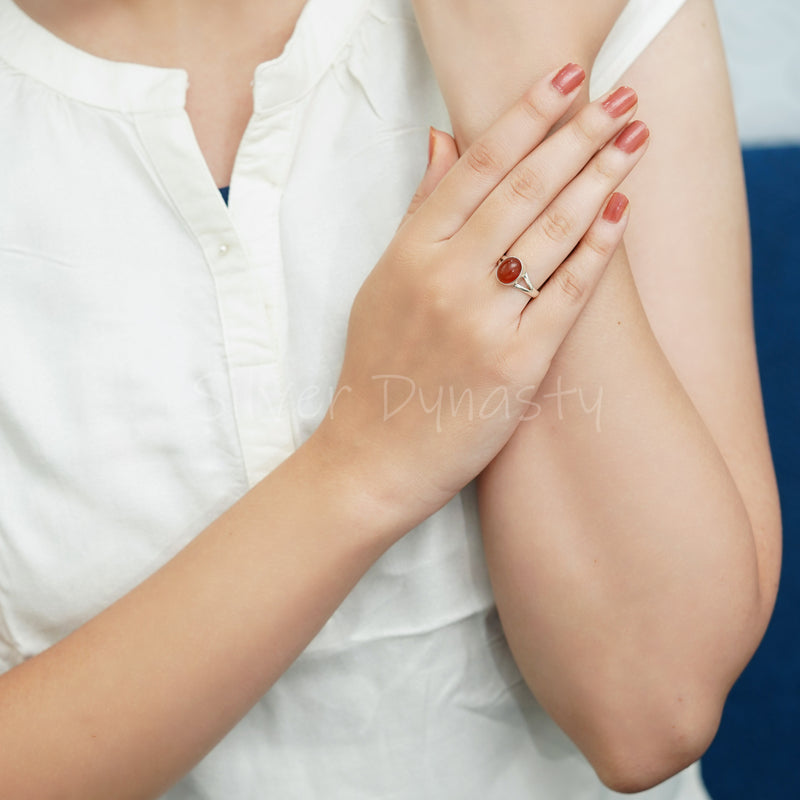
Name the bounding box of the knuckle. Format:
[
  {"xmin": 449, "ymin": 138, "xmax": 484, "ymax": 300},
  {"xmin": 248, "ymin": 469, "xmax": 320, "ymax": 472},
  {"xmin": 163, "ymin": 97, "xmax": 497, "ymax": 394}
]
[
  {"xmin": 570, "ymin": 111, "xmax": 602, "ymax": 148},
  {"xmin": 590, "ymin": 154, "xmax": 619, "ymax": 184},
  {"xmin": 465, "ymin": 141, "xmax": 503, "ymax": 179},
  {"xmin": 506, "ymin": 164, "xmax": 548, "ymax": 205},
  {"xmin": 584, "ymin": 228, "xmax": 617, "ymax": 260},
  {"xmin": 421, "ymin": 272, "xmax": 458, "ymax": 318},
  {"xmin": 555, "ymin": 265, "xmax": 586, "ymax": 302},
  {"xmin": 540, "ymin": 206, "xmax": 577, "ymax": 244},
  {"xmin": 519, "ymin": 87, "xmax": 548, "ymax": 124}
]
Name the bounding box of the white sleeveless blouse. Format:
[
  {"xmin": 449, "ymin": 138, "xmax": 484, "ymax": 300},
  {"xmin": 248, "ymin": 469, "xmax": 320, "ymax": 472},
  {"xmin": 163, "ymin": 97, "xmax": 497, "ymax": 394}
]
[{"xmin": 0, "ymin": 0, "xmax": 709, "ymax": 796}]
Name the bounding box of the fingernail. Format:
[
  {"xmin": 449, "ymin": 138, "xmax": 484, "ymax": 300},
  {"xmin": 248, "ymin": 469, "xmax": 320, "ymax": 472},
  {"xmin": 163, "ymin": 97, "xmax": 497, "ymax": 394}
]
[
  {"xmin": 602, "ymin": 86, "xmax": 637, "ymax": 118},
  {"xmin": 551, "ymin": 63, "xmax": 586, "ymax": 95},
  {"xmin": 614, "ymin": 120, "xmax": 650, "ymax": 153},
  {"xmin": 428, "ymin": 127, "xmax": 436, "ymax": 165},
  {"xmin": 603, "ymin": 192, "xmax": 629, "ymax": 223}
]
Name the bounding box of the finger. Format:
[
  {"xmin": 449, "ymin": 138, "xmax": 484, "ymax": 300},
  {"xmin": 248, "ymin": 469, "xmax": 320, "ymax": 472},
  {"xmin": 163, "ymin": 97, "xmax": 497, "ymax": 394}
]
[
  {"xmin": 410, "ymin": 63, "xmax": 587, "ymax": 241},
  {"xmin": 505, "ymin": 119, "xmax": 649, "ymax": 297},
  {"xmin": 457, "ymin": 85, "xmax": 640, "ymax": 267},
  {"xmin": 517, "ymin": 193, "xmax": 630, "ymax": 352},
  {"xmin": 401, "ymin": 128, "xmax": 459, "ymax": 227}
]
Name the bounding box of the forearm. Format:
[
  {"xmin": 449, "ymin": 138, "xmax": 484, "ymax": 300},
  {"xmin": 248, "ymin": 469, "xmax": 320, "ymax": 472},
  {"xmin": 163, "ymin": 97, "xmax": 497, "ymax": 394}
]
[
  {"xmin": 413, "ymin": 0, "xmax": 775, "ymax": 788},
  {"xmin": 479, "ymin": 247, "xmax": 763, "ymax": 788},
  {"xmin": 0, "ymin": 436, "xmax": 394, "ymax": 800},
  {"xmin": 411, "ymin": 0, "xmax": 627, "ymax": 142}
]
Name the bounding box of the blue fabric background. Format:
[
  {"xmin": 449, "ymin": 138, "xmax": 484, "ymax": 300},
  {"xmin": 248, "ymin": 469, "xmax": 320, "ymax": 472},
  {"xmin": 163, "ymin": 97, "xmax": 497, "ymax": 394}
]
[{"xmin": 701, "ymin": 146, "xmax": 800, "ymax": 798}]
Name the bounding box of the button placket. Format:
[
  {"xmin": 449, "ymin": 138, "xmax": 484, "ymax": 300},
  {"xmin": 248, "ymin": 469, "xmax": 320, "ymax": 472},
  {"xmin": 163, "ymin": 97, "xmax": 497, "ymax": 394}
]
[
  {"xmin": 226, "ymin": 107, "xmax": 300, "ymax": 481},
  {"xmin": 135, "ymin": 109, "xmax": 290, "ymax": 486}
]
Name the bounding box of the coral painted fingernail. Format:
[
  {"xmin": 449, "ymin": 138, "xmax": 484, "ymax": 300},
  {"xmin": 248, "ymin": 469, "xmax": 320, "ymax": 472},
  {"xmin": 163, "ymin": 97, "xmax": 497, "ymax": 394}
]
[
  {"xmin": 603, "ymin": 192, "xmax": 629, "ymax": 223},
  {"xmin": 614, "ymin": 120, "xmax": 650, "ymax": 153},
  {"xmin": 428, "ymin": 127, "xmax": 436, "ymax": 165},
  {"xmin": 602, "ymin": 86, "xmax": 637, "ymax": 118},
  {"xmin": 552, "ymin": 63, "xmax": 586, "ymax": 95}
]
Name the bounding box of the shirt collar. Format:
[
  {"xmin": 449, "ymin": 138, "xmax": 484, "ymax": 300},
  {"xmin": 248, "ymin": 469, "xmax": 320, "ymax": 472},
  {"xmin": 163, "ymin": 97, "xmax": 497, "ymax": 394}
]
[
  {"xmin": 0, "ymin": 0, "xmax": 187, "ymax": 112},
  {"xmin": 0, "ymin": 0, "xmax": 370, "ymax": 114},
  {"xmin": 252, "ymin": 0, "xmax": 370, "ymax": 114}
]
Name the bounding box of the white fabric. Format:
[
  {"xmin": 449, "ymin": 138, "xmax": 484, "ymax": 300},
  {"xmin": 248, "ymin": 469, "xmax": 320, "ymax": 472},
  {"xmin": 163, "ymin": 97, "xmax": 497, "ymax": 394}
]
[
  {"xmin": 592, "ymin": 0, "xmax": 689, "ymax": 99},
  {"xmin": 0, "ymin": 0, "xmax": 706, "ymax": 797}
]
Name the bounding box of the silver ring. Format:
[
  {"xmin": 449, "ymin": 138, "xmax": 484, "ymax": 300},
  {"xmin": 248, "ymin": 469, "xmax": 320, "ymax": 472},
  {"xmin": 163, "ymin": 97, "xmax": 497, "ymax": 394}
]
[{"xmin": 495, "ymin": 256, "xmax": 539, "ymax": 299}]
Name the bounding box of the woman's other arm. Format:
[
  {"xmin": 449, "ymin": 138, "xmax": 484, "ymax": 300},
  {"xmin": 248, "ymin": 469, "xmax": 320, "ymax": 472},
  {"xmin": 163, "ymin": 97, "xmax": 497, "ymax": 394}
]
[
  {"xmin": 412, "ymin": 0, "xmax": 628, "ymax": 141},
  {"xmin": 0, "ymin": 439, "xmax": 399, "ymax": 799},
  {"xmin": 413, "ymin": 0, "xmax": 781, "ymax": 791}
]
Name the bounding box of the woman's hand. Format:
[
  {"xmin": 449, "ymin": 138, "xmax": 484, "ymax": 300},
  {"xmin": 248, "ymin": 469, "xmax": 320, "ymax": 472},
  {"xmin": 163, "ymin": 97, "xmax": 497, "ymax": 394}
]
[{"xmin": 312, "ymin": 64, "xmax": 649, "ymax": 534}]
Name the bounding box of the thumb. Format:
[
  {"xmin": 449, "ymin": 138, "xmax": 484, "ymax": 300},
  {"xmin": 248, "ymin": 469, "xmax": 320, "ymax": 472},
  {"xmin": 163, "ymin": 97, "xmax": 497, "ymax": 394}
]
[{"xmin": 401, "ymin": 127, "xmax": 459, "ymax": 225}]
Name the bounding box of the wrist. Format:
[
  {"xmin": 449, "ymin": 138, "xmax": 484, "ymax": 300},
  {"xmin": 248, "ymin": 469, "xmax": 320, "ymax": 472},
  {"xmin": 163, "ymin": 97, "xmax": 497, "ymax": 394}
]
[{"xmin": 290, "ymin": 424, "xmax": 420, "ymax": 550}]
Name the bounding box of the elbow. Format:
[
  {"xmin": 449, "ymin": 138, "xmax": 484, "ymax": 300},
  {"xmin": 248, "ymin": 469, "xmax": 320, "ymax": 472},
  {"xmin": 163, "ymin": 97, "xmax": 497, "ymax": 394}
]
[{"xmin": 583, "ymin": 699, "xmax": 722, "ymax": 794}]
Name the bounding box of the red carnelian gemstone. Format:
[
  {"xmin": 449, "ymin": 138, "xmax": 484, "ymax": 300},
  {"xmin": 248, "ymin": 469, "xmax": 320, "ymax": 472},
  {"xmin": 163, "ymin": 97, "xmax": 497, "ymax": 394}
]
[{"xmin": 496, "ymin": 257, "xmax": 523, "ymax": 285}]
